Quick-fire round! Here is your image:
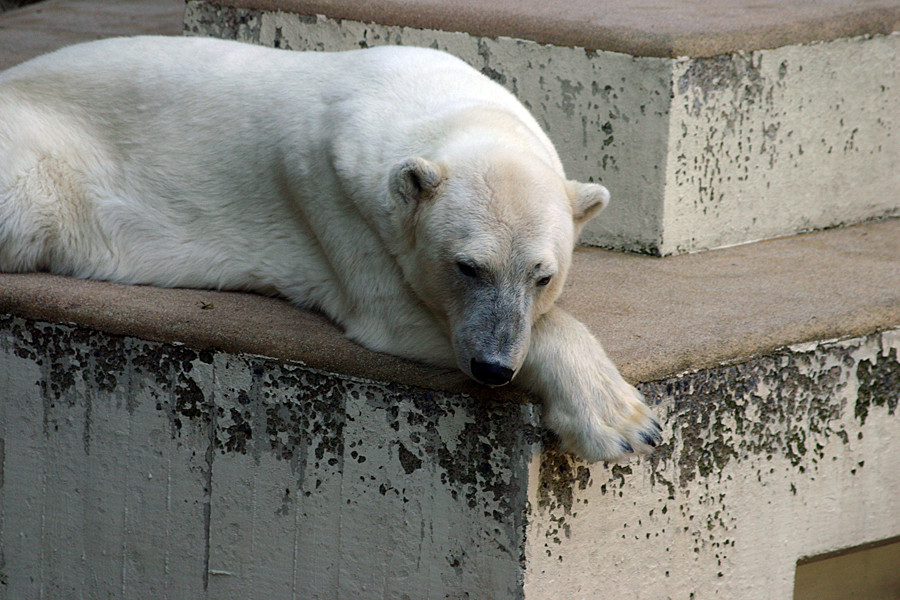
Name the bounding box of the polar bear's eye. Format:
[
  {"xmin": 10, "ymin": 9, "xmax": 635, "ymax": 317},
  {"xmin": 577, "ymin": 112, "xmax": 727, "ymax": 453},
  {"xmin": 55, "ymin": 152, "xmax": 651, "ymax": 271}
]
[
  {"xmin": 457, "ymin": 261, "xmax": 479, "ymax": 279},
  {"xmin": 536, "ymin": 275, "xmax": 553, "ymax": 287}
]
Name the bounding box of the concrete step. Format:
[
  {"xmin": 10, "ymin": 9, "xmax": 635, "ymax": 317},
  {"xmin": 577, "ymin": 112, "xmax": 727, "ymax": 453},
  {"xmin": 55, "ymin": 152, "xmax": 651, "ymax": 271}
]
[
  {"xmin": 0, "ymin": 0, "xmax": 184, "ymax": 70},
  {"xmin": 1, "ymin": 2, "xmax": 899, "ymax": 599},
  {"xmin": 185, "ymin": 0, "xmax": 900, "ymax": 254},
  {"xmin": 3, "ymin": 311, "xmax": 898, "ymax": 599},
  {"xmin": 2, "ymin": 221, "xmax": 899, "ymax": 600}
]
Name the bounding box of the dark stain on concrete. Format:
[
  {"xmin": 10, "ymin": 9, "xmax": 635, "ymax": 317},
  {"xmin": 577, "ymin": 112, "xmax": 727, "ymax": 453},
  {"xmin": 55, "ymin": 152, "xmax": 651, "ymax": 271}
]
[
  {"xmin": 397, "ymin": 442, "xmax": 422, "ymax": 475},
  {"xmin": 677, "ymin": 53, "xmax": 764, "ymax": 115},
  {"xmin": 184, "ymin": 2, "xmax": 260, "ymax": 43},
  {"xmin": 855, "ymin": 346, "xmax": 899, "ymax": 426},
  {"xmin": 537, "ymin": 333, "xmax": 897, "ymax": 521}
]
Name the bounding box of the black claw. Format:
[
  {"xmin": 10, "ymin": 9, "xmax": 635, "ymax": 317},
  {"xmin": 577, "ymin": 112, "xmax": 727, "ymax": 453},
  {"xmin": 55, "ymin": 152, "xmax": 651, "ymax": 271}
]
[
  {"xmin": 640, "ymin": 431, "xmax": 659, "ymax": 448},
  {"xmin": 652, "ymin": 420, "xmax": 663, "ymax": 432},
  {"xmin": 620, "ymin": 439, "xmax": 635, "ymax": 453}
]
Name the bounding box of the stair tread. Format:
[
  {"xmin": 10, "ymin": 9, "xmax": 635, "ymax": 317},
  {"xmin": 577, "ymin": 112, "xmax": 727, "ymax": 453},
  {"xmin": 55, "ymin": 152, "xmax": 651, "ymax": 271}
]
[
  {"xmin": 209, "ymin": 0, "xmax": 900, "ymax": 57},
  {"xmin": 2, "ymin": 219, "xmax": 897, "ymax": 392}
]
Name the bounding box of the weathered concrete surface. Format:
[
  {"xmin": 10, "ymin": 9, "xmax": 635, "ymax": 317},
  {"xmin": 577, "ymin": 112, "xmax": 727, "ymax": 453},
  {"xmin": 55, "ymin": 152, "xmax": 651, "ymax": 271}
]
[
  {"xmin": 197, "ymin": 0, "xmax": 900, "ymax": 58},
  {"xmin": 3, "ymin": 219, "xmax": 898, "ymax": 390},
  {"xmin": 2, "ymin": 316, "xmax": 897, "ymax": 599},
  {"xmin": 526, "ymin": 329, "xmax": 900, "ymax": 599},
  {"xmin": 0, "ymin": 0, "xmax": 184, "ymax": 71},
  {"xmin": 184, "ymin": 2, "xmax": 900, "ymax": 254},
  {"xmin": 0, "ymin": 316, "xmax": 539, "ymax": 599},
  {"xmin": 665, "ymin": 35, "xmax": 900, "ymax": 253}
]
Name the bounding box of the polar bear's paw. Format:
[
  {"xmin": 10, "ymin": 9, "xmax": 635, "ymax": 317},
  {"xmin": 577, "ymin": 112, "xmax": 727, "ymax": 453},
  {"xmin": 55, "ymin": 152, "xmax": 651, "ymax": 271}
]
[{"xmin": 544, "ymin": 378, "xmax": 663, "ymax": 463}]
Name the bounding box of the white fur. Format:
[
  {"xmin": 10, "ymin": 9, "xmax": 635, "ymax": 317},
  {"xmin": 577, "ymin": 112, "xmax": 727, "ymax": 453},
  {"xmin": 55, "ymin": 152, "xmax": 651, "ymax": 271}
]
[{"xmin": 0, "ymin": 37, "xmax": 661, "ymax": 461}]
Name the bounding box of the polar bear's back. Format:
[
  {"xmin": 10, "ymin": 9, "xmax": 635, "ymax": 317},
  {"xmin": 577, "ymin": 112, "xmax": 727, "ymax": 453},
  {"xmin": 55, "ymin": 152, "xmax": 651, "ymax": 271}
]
[
  {"xmin": 0, "ymin": 37, "xmax": 518, "ymax": 122},
  {"xmin": 0, "ymin": 37, "xmax": 554, "ymax": 291}
]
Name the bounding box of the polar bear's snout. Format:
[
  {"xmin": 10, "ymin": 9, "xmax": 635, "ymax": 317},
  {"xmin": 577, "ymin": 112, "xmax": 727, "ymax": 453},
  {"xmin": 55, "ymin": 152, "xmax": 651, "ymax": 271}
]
[{"xmin": 470, "ymin": 359, "xmax": 515, "ymax": 386}]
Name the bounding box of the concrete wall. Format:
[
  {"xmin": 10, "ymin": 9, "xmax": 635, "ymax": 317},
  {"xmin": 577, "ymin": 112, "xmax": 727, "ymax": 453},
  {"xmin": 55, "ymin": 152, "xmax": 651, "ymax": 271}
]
[
  {"xmin": 526, "ymin": 330, "xmax": 900, "ymax": 599},
  {"xmin": 3, "ymin": 314, "xmax": 898, "ymax": 599},
  {"xmin": 665, "ymin": 34, "xmax": 900, "ymax": 253},
  {"xmin": 183, "ymin": 2, "xmax": 900, "ymax": 255},
  {"xmin": 0, "ymin": 316, "xmax": 537, "ymax": 599}
]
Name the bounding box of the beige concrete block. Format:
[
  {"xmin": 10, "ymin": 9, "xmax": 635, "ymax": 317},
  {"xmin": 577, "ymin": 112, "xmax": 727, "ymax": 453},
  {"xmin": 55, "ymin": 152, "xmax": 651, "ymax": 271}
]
[{"xmin": 185, "ymin": 3, "xmax": 900, "ymax": 254}]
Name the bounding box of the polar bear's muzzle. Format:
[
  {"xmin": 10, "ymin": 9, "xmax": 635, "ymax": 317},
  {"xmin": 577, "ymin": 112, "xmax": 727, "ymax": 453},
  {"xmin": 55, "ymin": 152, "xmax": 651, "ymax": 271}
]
[
  {"xmin": 469, "ymin": 359, "xmax": 515, "ymax": 386},
  {"xmin": 453, "ymin": 289, "xmax": 530, "ymax": 388}
]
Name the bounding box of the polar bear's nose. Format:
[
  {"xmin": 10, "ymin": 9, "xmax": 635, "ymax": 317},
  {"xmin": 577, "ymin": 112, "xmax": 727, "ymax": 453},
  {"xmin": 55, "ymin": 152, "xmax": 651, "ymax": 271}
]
[{"xmin": 470, "ymin": 359, "xmax": 514, "ymax": 386}]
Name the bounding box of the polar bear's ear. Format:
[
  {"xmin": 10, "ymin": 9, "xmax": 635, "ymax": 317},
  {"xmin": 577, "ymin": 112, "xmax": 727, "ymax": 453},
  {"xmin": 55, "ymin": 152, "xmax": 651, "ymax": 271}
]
[
  {"xmin": 389, "ymin": 157, "xmax": 445, "ymax": 206},
  {"xmin": 568, "ymin": 181, "xmax": 610, "ymax": 225}
]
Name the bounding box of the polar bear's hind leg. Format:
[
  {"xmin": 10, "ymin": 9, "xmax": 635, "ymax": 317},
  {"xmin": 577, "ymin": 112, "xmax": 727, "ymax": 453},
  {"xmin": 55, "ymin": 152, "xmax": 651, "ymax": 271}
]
[{"xmin": 0, "ymin": 110, "xmax": 110, "ymax": 277}]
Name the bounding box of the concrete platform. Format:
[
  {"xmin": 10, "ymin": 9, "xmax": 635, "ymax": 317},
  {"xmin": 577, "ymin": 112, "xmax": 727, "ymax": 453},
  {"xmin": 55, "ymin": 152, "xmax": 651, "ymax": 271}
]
[
  {"xmin": 2, "ymin": 2, "xmax": 900, "ymax": 599},
  {"xmin": 186, "ymin": 0, "xmax": 900, "ymax": 254},
  {"xmin": 0, "ymin": 0, "xmax": 184, "ymax": 70},
  {"xmin": 205, "ymin": 0, "xmax": 900, "ymax": 58},
  {"xmin": 3, "ymin": 315, "xmax": 898, "ymax": 599},
  {"xmin": 2, "ymin": 219, "xmax": 899, "ymax": 389}
]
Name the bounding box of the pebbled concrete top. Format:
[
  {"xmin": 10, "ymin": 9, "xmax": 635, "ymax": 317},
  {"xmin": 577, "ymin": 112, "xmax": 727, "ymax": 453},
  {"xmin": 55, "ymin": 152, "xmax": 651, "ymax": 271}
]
[
  {"xmin": 3, "ymin": 219, "xmax": 899, "ymax": 396},
  {"xmin": 208, "ymin": 0, "xmax": 900, "ymax": 57},
  {"xmin": 0, "ymin": 0, "xmax": 185, "ymax": 70}
]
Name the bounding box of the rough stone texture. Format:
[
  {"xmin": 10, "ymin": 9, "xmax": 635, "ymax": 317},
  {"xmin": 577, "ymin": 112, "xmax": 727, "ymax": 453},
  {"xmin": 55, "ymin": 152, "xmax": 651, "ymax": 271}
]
[
  {"xmin": 0, "ymin": 316, "xmax": 539, "ymax": 599},
  {"xmin": 2, "ymin": 316, "xmax": 898, "ymax": 598},
  {"xmin": 200, "ymin": 0, "xmax": 900, "ymax": 58},
  {"xmin": 526, "ymin": 329, "xmax": 900, "ymax": 599},
  {"xmin": 0, "ymin": 0, "xmax": 185, "ymax": 71},
  {"xmin": 184, "ymin": 3, "xmax": 900, "ymax": 254}
]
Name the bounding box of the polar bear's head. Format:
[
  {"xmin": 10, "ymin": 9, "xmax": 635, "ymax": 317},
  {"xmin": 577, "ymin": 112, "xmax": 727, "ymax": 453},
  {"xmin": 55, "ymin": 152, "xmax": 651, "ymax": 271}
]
[{"xmin": 388, "ymin": 151, "xmax": 608, "ymax": 386}]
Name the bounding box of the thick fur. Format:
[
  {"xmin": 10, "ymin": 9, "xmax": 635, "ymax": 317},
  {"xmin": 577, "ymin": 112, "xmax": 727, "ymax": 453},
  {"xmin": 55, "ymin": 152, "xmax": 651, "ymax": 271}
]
[{"xmin": 0, "ymin": 36, "xmax": 661, "ymax": 461}]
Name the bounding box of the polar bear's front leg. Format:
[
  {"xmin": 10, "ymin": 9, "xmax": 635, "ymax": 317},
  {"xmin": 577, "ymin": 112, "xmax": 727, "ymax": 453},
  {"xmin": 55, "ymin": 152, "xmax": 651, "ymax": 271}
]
[{"xmin": 517, "ymin": 306, "xmax": 662, "ymax": 462}]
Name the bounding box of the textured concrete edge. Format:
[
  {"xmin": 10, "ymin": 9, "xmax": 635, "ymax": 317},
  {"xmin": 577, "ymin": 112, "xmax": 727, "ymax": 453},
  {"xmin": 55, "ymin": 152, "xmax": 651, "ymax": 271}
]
[
  {"xmin": 0, "ymin": 314, "xmax": 540, "ymax": 597},
  {"xmin": 2, "ymin": 270, "xmax": 899, "ymax": 397},
  {"xmin": 0, "ymin": 273, "xmax": 522, "ymax": 402},
  {"xmin": 528, "ymin": 327, "xmax": 900, "ymax": 599},
  {"xmin": 203, "ymin": 0, "xmax": 900, "ymax": 57}
]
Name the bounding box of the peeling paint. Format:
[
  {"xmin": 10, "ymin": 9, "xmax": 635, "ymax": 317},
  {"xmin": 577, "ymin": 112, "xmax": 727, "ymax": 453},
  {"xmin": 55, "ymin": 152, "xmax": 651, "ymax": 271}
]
[
  {"xmin": 183, "ymin": 2, "xmax": 260, "ymax": 43},
  {"xmin": 667, "ymin": 35, "xmax": 900, "ymax": 253},
  {"xmin": 855, "ymin": 347, "xmax": 900, "ymax": 426}
]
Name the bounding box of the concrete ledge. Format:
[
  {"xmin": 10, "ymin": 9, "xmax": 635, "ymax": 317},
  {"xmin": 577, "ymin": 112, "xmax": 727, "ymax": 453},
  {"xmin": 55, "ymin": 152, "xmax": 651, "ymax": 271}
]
[
  {"xmin": 204, "ymin": 0, "xmax": 900, "ymax": 58},
  {"xmin": 3, "ymin": 312, "xmax": 898, "ymax": 598},
  {"xmin": 3, "ymin": 219, "xmax": 899, "ymax": 389},
  {"xmin": 186, "ymin": 1, "xmax": 900, "ymax": 254},
  {"xmin": 0, "ymin": 0, "xmax": 184, "ymax": 70}
]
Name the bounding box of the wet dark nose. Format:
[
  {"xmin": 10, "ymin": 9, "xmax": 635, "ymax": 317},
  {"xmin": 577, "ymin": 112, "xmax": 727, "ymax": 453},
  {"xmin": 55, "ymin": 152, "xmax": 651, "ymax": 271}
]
[{"xmin": 470, "ymin": 359, "xmax": 514, "ymax": 386}]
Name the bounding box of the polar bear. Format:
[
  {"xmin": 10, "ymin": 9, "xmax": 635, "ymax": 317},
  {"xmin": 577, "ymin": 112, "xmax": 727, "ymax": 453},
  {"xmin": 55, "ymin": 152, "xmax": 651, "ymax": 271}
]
[{"xmin": 0, "ymin": 36, "xmax": 661, "ymax": 461}]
